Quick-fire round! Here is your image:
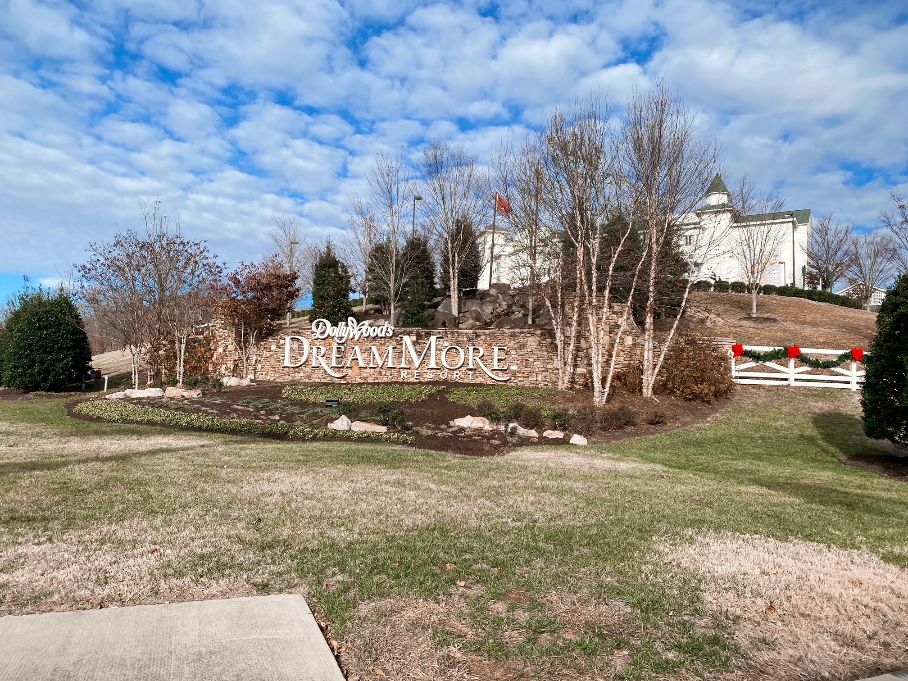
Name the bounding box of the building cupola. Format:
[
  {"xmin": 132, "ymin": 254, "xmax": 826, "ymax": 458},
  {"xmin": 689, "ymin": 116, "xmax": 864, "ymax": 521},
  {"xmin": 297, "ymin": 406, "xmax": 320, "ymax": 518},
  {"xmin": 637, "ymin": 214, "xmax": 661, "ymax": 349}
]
[{"xmin": 704, "ymin": 173, "xmax": 730, "ymax": 207}]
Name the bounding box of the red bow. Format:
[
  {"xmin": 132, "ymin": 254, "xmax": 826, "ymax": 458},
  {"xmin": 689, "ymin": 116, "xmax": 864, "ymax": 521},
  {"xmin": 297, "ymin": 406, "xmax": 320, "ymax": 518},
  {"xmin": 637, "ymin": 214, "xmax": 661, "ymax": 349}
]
[
  {"xmin": 851, "ymin": 347, "xmax": 864, "ymax": 362},
  {"xmin": 787, "ymin": 345, "xmax": 801, "ymax": 359},
  {"xmin": 732, "ymin": 343, "xmax": 744, "ymax": 357}
]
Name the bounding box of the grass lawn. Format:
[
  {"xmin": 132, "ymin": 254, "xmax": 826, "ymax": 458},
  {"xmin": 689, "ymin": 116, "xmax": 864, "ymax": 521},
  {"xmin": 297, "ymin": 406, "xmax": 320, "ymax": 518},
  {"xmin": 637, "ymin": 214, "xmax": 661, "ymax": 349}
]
[{"xmin": 0, "ymin": 389, "xmax": 906, "ymax": 680}]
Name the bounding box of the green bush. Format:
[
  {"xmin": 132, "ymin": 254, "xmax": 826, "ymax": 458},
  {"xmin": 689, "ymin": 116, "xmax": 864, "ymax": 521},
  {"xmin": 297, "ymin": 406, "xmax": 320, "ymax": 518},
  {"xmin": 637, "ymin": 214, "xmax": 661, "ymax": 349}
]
[
  {"xmin": 599, "ymin": 404, "xmax": 638, "ymax": 431},
  {"xmin": 475, "ymin": 398, "xmax": 502, "ymax": 423},
  {"xmin": 519, "ymin": 404, "xmax": 545, "ymax": 430},
  {"xmin": 547, "ymin": 408, "xmax": 575, "ymax": 431},
  {"xmin": 283, "ymin": 384, "xmax": 443, "ymax": 405},
  {"xmin": 1, "ymin": 289, "xmax": 92, "ymax": 391},
  {"xmin": 713, "ymin": 280, "xmax": 730, "ymax": 293},
  {"xmin": 772, "ymin": 285, "xmax": 863, "ymax": 309},
  {"xmin": 760, "ymin": 284, "xmax": 779, "ymax": 295},
  {"xmin": 862, "ymin": 273, "xmax": 908, "ymax": 447},
  {"xmin": 692, "ymin": 280, "xmax": 714, "ymax": 292},
  {"xmin": 729, "ymin": 281, "xmax": 748, "ymax": 294},
  {"xmin": 377, "ymin": 406, "xmax": 408, "ymax": 430},
  {"xmin": 73, "ymin": 399, "xmax": 413, "ymax": 443},
  {"xmin": 311, "ymin": 243, "xmax": 353, "ymax": 323}
]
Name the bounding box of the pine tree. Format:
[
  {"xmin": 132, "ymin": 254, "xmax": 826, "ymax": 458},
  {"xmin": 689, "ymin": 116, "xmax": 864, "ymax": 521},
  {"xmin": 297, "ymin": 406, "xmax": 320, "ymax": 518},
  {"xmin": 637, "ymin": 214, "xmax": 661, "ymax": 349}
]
[
  {"xmin": 310, "ymin": 243, "xmax": 353, "ymax": 323},
  {"xmin": 1, "ymin": 288, "xmax": 92, "ymax": 391},
  {"xmin": 440, "ymin": 218, "xmax": 481, "ymax": 293},
  {"xmin": 399, "ymin": 235, "xmax": 436, "ymax": 327},
  {"xmin": 862, "ymin": 273, "xmax": 907, "ymax": 446},
  {"xmin": 364, "ymin": 242, "xmax": 390, "ymax": 312}
]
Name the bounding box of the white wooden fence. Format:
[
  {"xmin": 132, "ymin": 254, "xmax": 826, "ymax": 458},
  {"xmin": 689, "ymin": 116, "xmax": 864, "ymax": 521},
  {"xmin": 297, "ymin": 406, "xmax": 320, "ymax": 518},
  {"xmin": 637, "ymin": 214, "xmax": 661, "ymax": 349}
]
[{"xmin": 731, "ymin": 345, "xmax": 867, "ymax": 390}]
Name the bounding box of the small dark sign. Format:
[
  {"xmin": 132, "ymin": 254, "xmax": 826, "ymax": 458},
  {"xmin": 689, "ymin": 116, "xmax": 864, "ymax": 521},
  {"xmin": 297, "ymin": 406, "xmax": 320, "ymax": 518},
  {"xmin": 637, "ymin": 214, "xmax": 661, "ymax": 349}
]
[{"xmin": 325, "ymin": 397, "xmax": 341, "ymax": 408}]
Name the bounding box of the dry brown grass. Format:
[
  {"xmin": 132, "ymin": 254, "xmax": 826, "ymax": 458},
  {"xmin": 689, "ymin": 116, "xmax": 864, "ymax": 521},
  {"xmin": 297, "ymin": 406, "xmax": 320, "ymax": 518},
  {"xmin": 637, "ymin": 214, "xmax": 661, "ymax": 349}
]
[
  {"xmin": 506, "ymin": 448, "xmax": 664, "ymax": 473},
  {"xmin": 657, "ymin": 530, "xmax": 908, "ymax": 680},
  {"xmin": 688, "ymin": 292, "xmax": 877, "ymax": 348}
]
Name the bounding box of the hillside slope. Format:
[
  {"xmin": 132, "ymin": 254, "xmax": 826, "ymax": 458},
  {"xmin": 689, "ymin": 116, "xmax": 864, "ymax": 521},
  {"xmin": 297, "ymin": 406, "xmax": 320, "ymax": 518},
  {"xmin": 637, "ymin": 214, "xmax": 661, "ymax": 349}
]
[{"xmin": 686, "ymin": 292, "xmax": 877, "ymax": 348}]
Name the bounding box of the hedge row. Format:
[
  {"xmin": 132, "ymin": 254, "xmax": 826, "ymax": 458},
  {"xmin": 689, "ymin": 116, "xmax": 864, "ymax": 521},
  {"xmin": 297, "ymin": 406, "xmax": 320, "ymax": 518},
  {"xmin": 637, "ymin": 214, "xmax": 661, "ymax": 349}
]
[
  {"xmin": 73, "ymin": 399, "xmax": 414, "ymax": 443},
  {"xmin": 692, "ymin": 281, "xmax": 862, "ymax": 309}
]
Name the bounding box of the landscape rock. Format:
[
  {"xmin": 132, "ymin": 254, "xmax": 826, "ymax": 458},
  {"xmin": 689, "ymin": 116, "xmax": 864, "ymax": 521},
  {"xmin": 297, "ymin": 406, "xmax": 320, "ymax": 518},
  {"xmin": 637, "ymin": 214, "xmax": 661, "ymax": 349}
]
[
  {"xmin": 543, "ymin": 430, "xmax": 564, "ymax": 439},
  {"xmin": 327, "ymin": 415, "xmax": 352, "ymax": 431},
  {"xmin": 508, "ymin": 423, "xmax": 539, "ymax": 438},
  {"xmin": 569, "ymin": 434, "xmax": 589, "ymax": 446},
  {"xmin": 451, "ymin": 415, "xmax": 492, "ymax": 430},
  {"xmin": 164, "ymin": 386, "xmax": 202, "ymax": 399},
  {"xmin": 104, "ymin": 391, "xmax": 127, "ymax": 400},
  {"xmin": 437, "ymin": 297, "xmax": 452, "ymax": 314},
  {"xmin": 431, "ymin": 310, "xmax": 458, "ymax": 329},
  {"xmin": 124, "ymin": 388, "xmax": 164, "ymax": 398},
  {"xmin": 350, "ymin": 420, "xmax": 388, "ymax": 433},
  {"xmin": 221, "ymin": 377, "xmax": 252, "ymax": 387}
]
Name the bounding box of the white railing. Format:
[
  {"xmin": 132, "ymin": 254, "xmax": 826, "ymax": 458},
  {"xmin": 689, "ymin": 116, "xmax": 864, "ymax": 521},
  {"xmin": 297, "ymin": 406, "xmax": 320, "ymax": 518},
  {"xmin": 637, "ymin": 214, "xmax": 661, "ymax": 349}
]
[{"xmin": 731, "ymin": 345, "xmax": 867, "ymax": 391}]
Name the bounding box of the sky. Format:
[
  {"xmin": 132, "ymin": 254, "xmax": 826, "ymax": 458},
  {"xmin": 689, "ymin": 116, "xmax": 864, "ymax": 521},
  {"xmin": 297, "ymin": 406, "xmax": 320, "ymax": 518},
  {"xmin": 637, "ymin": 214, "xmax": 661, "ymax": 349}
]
[{"xmin": 1, "ymin": 0, "xmax": 907, "ymax": 302}]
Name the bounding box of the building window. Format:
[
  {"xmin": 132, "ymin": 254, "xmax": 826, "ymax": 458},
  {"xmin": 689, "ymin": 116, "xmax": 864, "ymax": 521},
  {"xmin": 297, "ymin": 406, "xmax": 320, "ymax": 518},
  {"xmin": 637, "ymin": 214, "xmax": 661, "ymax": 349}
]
[{"xmin": 683, "ymin": 235, "xmax": 694, "ymax": 247}]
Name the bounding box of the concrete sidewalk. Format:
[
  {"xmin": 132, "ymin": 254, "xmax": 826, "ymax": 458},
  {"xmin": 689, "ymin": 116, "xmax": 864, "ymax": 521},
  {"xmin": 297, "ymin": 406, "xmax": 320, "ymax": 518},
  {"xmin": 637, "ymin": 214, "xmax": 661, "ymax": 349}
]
[
  {"xmin": 861, "ymin": 672, "xmax": 908, "ymax": 681},
  {"xmin": 0, "ymin": 594, "xmax": 345, "ymax": 681}
]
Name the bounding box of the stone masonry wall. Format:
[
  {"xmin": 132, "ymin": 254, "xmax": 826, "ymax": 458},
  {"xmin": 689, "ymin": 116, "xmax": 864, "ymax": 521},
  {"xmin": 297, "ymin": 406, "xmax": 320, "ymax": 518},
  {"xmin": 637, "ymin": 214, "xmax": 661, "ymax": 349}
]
[{"xmin": 210, "ymin": 320, "xmax": 639, "ymax": 389}]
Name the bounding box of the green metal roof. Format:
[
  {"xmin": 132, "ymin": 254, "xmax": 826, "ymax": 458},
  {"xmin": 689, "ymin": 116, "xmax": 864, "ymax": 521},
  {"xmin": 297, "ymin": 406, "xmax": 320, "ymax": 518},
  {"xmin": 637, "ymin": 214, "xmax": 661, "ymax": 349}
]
[
  {"xmin": 735, "ymin": 209, "xmax": 811, "ymax": 226},
  {"xmin": 706, "ymin": 173, "xmax": 729, "ymax": 195}
]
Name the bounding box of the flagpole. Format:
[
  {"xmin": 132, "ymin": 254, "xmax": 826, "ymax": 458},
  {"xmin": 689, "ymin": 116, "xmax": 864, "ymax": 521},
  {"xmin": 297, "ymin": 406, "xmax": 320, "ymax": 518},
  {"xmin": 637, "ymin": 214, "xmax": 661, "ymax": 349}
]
[{"xmin": 488, "ymin": 194, "xmax": 498, "ymax": 289}]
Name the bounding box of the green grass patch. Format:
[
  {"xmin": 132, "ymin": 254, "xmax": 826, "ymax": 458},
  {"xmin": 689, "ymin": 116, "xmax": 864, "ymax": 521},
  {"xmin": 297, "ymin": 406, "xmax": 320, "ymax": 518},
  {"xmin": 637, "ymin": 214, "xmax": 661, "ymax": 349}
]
[
  {"xmin": 447, "ymin": 385, "xmax": 553, "ymax": 410},
  {"xmin": 72, "ymin": 399, "xmax": 413, "ymax": 444},
  {"xmin": 282, "ymin": 383, "xmax": 444, "ymax": 405}
]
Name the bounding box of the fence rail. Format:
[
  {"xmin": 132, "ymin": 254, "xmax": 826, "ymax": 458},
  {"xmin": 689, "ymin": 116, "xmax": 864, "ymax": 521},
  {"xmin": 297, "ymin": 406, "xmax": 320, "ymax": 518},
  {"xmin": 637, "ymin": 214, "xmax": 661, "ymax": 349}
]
[{"xmin": 731, "ymin": 345, "xmax": 867, "ymax": 391}]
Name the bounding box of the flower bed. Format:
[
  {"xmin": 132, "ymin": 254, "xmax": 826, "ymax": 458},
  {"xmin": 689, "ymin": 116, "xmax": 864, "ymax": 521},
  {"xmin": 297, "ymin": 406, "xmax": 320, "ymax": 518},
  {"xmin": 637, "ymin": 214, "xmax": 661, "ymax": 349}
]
[{"xmin": 73, "ymin": 399, "xmax": 414, "ymax": 444}]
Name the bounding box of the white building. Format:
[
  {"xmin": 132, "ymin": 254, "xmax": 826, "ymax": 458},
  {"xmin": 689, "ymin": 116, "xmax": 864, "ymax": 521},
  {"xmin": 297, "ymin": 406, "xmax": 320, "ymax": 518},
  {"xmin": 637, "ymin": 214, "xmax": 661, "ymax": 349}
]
[
  {"xmin": 680, "ymin": 174, "xmax": 812, "ymax": 287},
  {"xmin": 836, "ymin": 283, "xmax": 887, "ymax": 308},
  {"xmin": 478, "ymin": 174, "xmax": 813, "ymax": 290}
]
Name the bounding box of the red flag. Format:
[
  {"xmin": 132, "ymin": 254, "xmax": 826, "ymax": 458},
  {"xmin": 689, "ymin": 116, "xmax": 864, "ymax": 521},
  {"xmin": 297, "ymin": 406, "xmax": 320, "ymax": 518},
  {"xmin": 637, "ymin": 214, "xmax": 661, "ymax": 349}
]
[{"xmin": 495, "ymin": 193, "xmax": 511, "ymax": 216}]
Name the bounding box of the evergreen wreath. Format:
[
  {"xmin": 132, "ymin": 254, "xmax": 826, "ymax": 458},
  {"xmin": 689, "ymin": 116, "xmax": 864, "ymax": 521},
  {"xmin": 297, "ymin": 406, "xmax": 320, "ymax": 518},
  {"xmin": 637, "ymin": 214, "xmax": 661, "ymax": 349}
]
[{"xmin": 731, "ymin": 344, "xmax": 863, "ymax": 369}]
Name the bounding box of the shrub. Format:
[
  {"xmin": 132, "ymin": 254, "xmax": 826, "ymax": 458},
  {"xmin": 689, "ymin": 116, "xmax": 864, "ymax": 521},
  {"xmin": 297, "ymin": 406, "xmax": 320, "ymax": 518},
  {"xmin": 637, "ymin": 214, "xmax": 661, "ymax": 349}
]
[
  {"xmin": 692, "ymin": 280, "xmax": 714, "ymax": 292},
  {"xmin": 475, "ymin": 398, "xmax": 502, "ymax": 423},
  {"xmin": 729, "ymin": 281, "xmax": 748, "ymax": 294},
  {"xmin": 760, "ymin": 284, "xmax": 779, "ymax": 295},
  {"xmin": 572, "ymin": 407, "xmax": 599, "ymax": 433},
  {"xmin": 311, "ymin": 243, "xmax": 353, "ymax": 323},
  {"xmin": 862, "ymin": 273, "xmax": 908, "ymax": 447},
  {"xmin": 503, "ymin": 401, "xmax": 525, "ymax": 424},
  {"xmin": 599, "ymin": 404, "xmax": 638, "ymax": 431},
  {"xmin": 657, "ymin": 335, "xmax": 735, "ymax": 403},
  {"xmin": 643, "ymin": 408, "xmax": 667, "ymax": 425},
  {"xmin": 773, "ymin": 285, "xmax": 863, "ymax": 309},
  {"xmin": 448, "ymin": 385, "xmax": 552, "ymax": 411},
  {"xmin": 519, "ymin": 405, "xmax": 546, "ymax": 430},
  {"xmin": 1, "ymin": 289, "xmax": 92, "ymax": 391},
  {"xmin": 713, "ymin": 280, "xmax": 730, "ymax": 293},
  {"xmin": 378, "ymin": 406, "xmax": 408, "ymax": 430},
  {"xmin": 548, "ymin": 408, "xmax": 575, "ymax": 430}
]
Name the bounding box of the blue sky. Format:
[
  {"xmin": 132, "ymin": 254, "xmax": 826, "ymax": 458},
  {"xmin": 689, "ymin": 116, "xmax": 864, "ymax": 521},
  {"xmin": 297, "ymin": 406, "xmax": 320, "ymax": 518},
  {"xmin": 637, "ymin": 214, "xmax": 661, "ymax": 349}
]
[{"xmin": 1, "ymin": 0, "xmax": 907, "ymax": 303}]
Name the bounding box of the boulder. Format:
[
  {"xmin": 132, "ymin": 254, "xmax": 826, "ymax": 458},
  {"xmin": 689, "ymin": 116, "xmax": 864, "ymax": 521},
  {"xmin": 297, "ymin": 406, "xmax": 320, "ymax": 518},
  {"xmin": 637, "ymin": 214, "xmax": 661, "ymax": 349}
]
[
  {"xmin": 507, "ymin": 423, "xmax": 539, "ymax": 438},
  {"xmin": 125, "ymin": 388, "xmax": 164, "ymax": 398},
  {"xmin": 432, "ymin": 310, "xmax": 458, "ymax": 329},
  {"xmin": 351, "ymin": 420, "xmax": 388, "ymax": 433},
  {"xmin": 221, "ymin": 377, "xmax": 251, "ymax": 387},
  {"xmin": 327, "ymin": 415, "xmax": 352, "ymax": 431},
  {"xmin": 104, "ymin": 391, "xmax": 127, "ymax": 400},
  {"xmin": 543, "ymin": 430, "xmax": 564, "ymax": 439},
  {"xmin": 164, "ymin": 386, "xmax": 182, "ymax": 398},
  {"xmin": 569, "ymin": 434, "xmax": 589, "ymax": 446},
  {"xmin": 451, "ymin": 415, "xmax": 492, "ymax": 430},
  {"xmin": 492, "ymin": 315, "xmax": 528, "ymax": 329},
  {"xmin": 488, "ymin": 282, "xmax": 512, "ymax": 294},
  {"xmin": 437, "ymin": 297, "xmax": 452, "ymax": 314}
]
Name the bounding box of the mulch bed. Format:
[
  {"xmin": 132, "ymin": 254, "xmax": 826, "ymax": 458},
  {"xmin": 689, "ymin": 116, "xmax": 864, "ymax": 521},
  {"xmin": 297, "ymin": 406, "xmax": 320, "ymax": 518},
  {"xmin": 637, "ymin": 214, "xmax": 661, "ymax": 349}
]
[{"xmin": 64, "ymin": 381, "xmax": 728, "ymax": 455}]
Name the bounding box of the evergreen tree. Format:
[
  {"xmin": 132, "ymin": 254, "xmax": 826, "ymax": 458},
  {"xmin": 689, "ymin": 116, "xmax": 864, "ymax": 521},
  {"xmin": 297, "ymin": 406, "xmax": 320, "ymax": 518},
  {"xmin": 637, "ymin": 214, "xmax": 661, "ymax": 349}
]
[
  {"xmin": 440, "ymin": 218, "xmax": 482, "ymax": 293},
  {"xmin": 1, "ymin": 288, "xmax": 92, "ymax": 391},
  {"xmin": 399, "ymin": 235, "xmax": 436, "ymax": 327},
  {"xmin": 862, "ymin": 273, "xmax": 908, "ymax": 447},
  {"xmin": 364, "ymin": 242, "xmax": 390, "ymax": 312},
  {"xmin": 310, "ymin": 243, "xmax": 353, "ymax": 323}
]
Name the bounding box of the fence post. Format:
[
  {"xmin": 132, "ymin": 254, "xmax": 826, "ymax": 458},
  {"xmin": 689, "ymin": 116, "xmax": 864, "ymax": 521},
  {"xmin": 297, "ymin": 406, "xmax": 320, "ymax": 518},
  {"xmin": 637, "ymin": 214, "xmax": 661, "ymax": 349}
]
[
  {"xmin": 850, "ymin": 361, "xmax": 857, "ymax": 391},
  {"xmin": 788, "ymin": 357, "xmax": 795, "ymax": 386}
]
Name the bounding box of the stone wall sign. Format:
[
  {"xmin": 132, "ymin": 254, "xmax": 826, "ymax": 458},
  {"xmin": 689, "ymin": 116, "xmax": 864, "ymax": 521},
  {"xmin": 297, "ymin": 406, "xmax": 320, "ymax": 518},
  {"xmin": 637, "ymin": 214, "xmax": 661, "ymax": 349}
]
[{"xmin": 283, "ymin": 317, "xmax": 514, "ymax": 382}]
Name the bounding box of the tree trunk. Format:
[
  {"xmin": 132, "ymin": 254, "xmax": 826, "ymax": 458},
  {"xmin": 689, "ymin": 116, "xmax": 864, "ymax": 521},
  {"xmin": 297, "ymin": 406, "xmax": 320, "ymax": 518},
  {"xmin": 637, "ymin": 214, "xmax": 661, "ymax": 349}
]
[{"xmin": 750, "ymin": 288, "xmax": 758, "ymax": 318}]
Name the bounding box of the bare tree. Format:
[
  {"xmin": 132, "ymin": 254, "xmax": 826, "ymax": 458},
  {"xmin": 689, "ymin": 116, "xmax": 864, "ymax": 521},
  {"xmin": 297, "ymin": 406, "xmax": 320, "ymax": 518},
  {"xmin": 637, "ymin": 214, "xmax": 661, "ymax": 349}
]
[
  {"xmin": 803, "ymin": 214, "xmax": 853, "ymax": 291},
  {"xmin": 347, "ymin": 155, "xmax": 422, "ymax": 324},
  {"xmin": 79, "ymin": 231, "xmax": 150, "ymax": 389},
  {"xmin": 621, "ymin": 83, "xmax": 719, "ymax": 398},
  {"xmin": 269, "ymin": 215, "xmax": 316, "ymax": 309},
  {"xmin": 343, "ymin": 200, "xmax": 377, "ymax": 312},
  {"xmin": 847, "ymin": 232, "xmax": 896, "ymax": 310},
  {"xmin": 881, "ymin": 191, "xmax": 908, "ymax": 273},
  {"xmin": 421, "ymin": 141, "xmax": 486, "ymax": 320},
  {"xmin": 728, "ymin": 177, "xmax": 787, "ymax": 318}
]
